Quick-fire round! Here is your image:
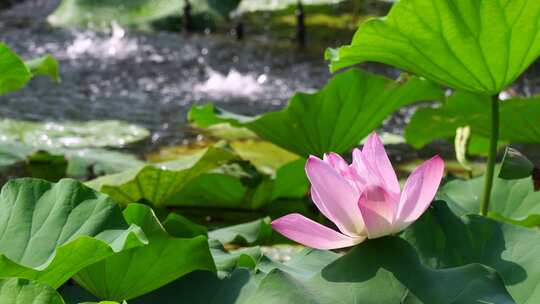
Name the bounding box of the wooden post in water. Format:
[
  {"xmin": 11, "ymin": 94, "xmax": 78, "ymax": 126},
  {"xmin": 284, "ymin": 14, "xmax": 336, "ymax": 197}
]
[
  {"xmin": 182, "ymin": 0, "xmax": 192, "ymax": 33},
  {"xmin": 234, "ymin": 21, "xmax": 245, "ymax": 41},
  {"xmin": 295, "ymin": 0, "xmax": 306, "ymax": 49}
]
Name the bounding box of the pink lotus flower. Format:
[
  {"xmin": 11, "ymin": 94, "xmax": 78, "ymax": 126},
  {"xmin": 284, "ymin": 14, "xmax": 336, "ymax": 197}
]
[{"xmin": 271, "ymin": 132, "xmax": 445, "ymax": 250}]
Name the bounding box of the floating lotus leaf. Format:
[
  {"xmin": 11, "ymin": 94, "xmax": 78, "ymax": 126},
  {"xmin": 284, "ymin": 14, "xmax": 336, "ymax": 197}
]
[{"xmin": 0, "ymin": 178, "xmax": 147, "ymax": 288}]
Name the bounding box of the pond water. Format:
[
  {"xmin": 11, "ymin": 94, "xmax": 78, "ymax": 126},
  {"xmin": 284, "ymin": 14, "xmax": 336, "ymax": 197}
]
[{"xmin": 1, "ymin": 0, "xmax": 540, "ymax": 159}]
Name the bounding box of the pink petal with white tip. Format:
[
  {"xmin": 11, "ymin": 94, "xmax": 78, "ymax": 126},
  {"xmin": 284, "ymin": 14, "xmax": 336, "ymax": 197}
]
[
  {"xmin": 360, "ymin": 133, "xmax": 401, "ymax": 196},
  {"xmin": 393, "ymin": 156, "xmax": 445, "ymax": 232},
  {"xmin": 305, "ymin": 156, "xmax": 364, "ymax": 236},
  {"xmin": 323, "ymin": 152, "xmax": 350, "ymax": 177},
  {"xmin": 271, "ymin": 214, "xmax": 365, "ymax": 250}
]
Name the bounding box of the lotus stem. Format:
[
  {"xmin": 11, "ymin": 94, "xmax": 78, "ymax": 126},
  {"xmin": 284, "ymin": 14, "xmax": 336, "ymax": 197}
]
[{"xmin": 480, "ymin": 95, "xmax": 500, "ymax": 216}]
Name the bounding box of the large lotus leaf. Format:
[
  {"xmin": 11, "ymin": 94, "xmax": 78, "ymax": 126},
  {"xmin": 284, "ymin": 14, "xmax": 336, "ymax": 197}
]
[
  {"xmin": 189, "ymin": 68, "xmax": 442, "ymax": 157},
  {"xmin": 0, "ymin": 119, "xmax": 149, "ymax": 149},
  {"xmin": 62, "ymin": 245, "xmax": 262, "ymax": 302},
  {"xmin": 0, "ymin": 178, "xmax": 147, "ymax": 288},
  {"xmin": 68, "ymin": 233, "xmax": 513, "ymax": 303},
  {"xmin": 61, "ymin": 270, "xmax": 257, "ymax": 304},
  {"xmin": 0, "ymin": 278, "xmax": 64, "ymax": 304},
  {"xmin": 209, "ymin": 218, "xmax": 272, "ymax": 246},
  {"xmin": 0, "ymin": 43, "xmax": 59, "ymax": 95},
  {"xmin": 129, "ymin": 270, "xmax": 260, "ymax": 304},
  {"xmin": 126, "ymin": 249, "xmax": 336, "ymax": 303},
  {"xmin": 130, "ymin": 237, "xmax": 512, "ymax": 303},
  {"xmin": 247, "ymin": 236, "xmax": 513, "ymax": 304},
  {"xmin": 403, "ymin": 201, "xmax": 540, "ymax": 304},
  {"xmin": 74, "ymin": 204, "xmax": 215, "ymax": 301},
  {"xmin": 86, "ymin": 146, "xmax": 238, "ymax": 207},
  {"xmin": 49, "ymin": 0, "xmax": 243, "ymax": 27},
  {"xmin": 437, "ymin": 175, "xmax": 540, "ymax": 227},
  {"xmin": 405, "ymin": 91, "xmax": 540, "ymax": 151},
  {"xmin": 327, "ymin": 0, "xmax": 540, "ymax": 94}
]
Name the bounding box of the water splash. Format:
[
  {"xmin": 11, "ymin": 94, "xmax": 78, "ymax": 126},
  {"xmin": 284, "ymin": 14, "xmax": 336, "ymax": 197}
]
[
  {"xmin": 66, "ymin": 21, "xmax": 138, "ymax": 59},
  {"xmin": 195, "ymin": 68, "xmax": 267, "ymax": 98}
]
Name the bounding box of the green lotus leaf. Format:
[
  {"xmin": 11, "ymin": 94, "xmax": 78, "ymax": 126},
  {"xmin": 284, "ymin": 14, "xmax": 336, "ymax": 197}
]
[
  {"xmin": 499, "ymin": 147, "xmax": 535, "ymax": 180},
  {"xmin": 170, "ymin": 173, "xmax": 249, "ymax": 209},
  {"xmin": 0, "ymin": 178, "xmax": 147, "ymax": 288},
  {"xmin": 209, "ymin": 240, "xmax": 263, "ymax": 277},
  {"xmin": 270, "ymin": 159, "xmax": 308, "ymax": 200},
  {"xmin": 148, "ymin": 140, "xmax": 299, "ymax": 176},
  {"xmin": 61, "ymin": 148, "xmax": 144, "ymax": 179},
  {"xmin": 256, "ymin": 248, "xmax": 339, "ymax": 279},
  {"xmin": 230, "ymin": 140, "xmax": 300, "ymax": 175},
  {"xmin": 49, "ymin": 0, "xmax": 347, "ymax": 27},
  {"xmin": 112, "ymin": 248, "xmax": 321, "ymax": 303},
  {"xmin": 209, "ymin": 218, "xmax": 272, "ymax": 246},
  {"xmin": 0, "ymin": 119, "xmax": 149, "ymax": 149},
  {"xmin": 87, "ymin": 245, "xmax": 316, "ymax": 303},
  {"xmin": 0, "ymin": 44, "xmax": 59, "ymax": 95},
  {"xmin": 81, "ymin": 302, "xmax": 125, "ymax": 304},
  {"xmin": 0, "ymin": 278, "xmax": 64, "ymax": 304},
  {"xmin": 248, "ymin": 236, "xmax": 513, "ymax": 303},
  {"xmin": 206, "ymin": 0, "xmax": 242, "ymax": 17},
  {"xmin": 438, "ymin": 175, "xmax": 540, "ymax": 227},
  {"xmin": 74, "ymin": 204, "xmax": 215, "ymax": 301},
  {"xmin": 162, "ymin": 213, "xmax": 207, "ymax": 238},
  {"xmin": 403, "ymin": 201, "xmax": 540, "ymax": 303},
  {"xmin": 132, "ymin": 237, "xmax": 513, "ymax": 303},
  {"xmin": 127, "ymin": 269, "xmax": 259, "ymax": 304},
  {"xmin": 0, "ymin": 44, "xmax": 30, "ymax": 95},
  {"xmin": 166, "ymin": 158, "xmax": 307, "ymax": 212},
  {"xmin": 189, "ymin": 68, "xmax": 442, "ymax": 157},
  {"xmin": 49, "ymin": 0, "xmax": 184, "ymax": 26},
  {"xmin": 0, "ymin": 142, "xmax": 144, "ymax": 182},
  {"xmin": 328, "ymin": 0, "xmax": 540, "ymax": 94},
  {"xmin": 0, "ymin": 142, "xmax": 35, "ymax": 169},
  {"xmin": 25, "ymin": 55, "xmax": 60, "ymax": 83},
  {"xmin": 61, "ymin": 270, "xmax": 258, "ymax": 303},
  {"xmin": 86, "ymin": 146, "xmax": 238, "ymax": 207},
  {"xmin": 25, "ymin": 151, "xmax": 68, "ymax": 182},
  {"xmin": 49, "ymin": 0, "xmax": 242, "ymax": 27},
  {"xmin": 405, "ymin": 91, "xmax": 540, "ymax": 152}
]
